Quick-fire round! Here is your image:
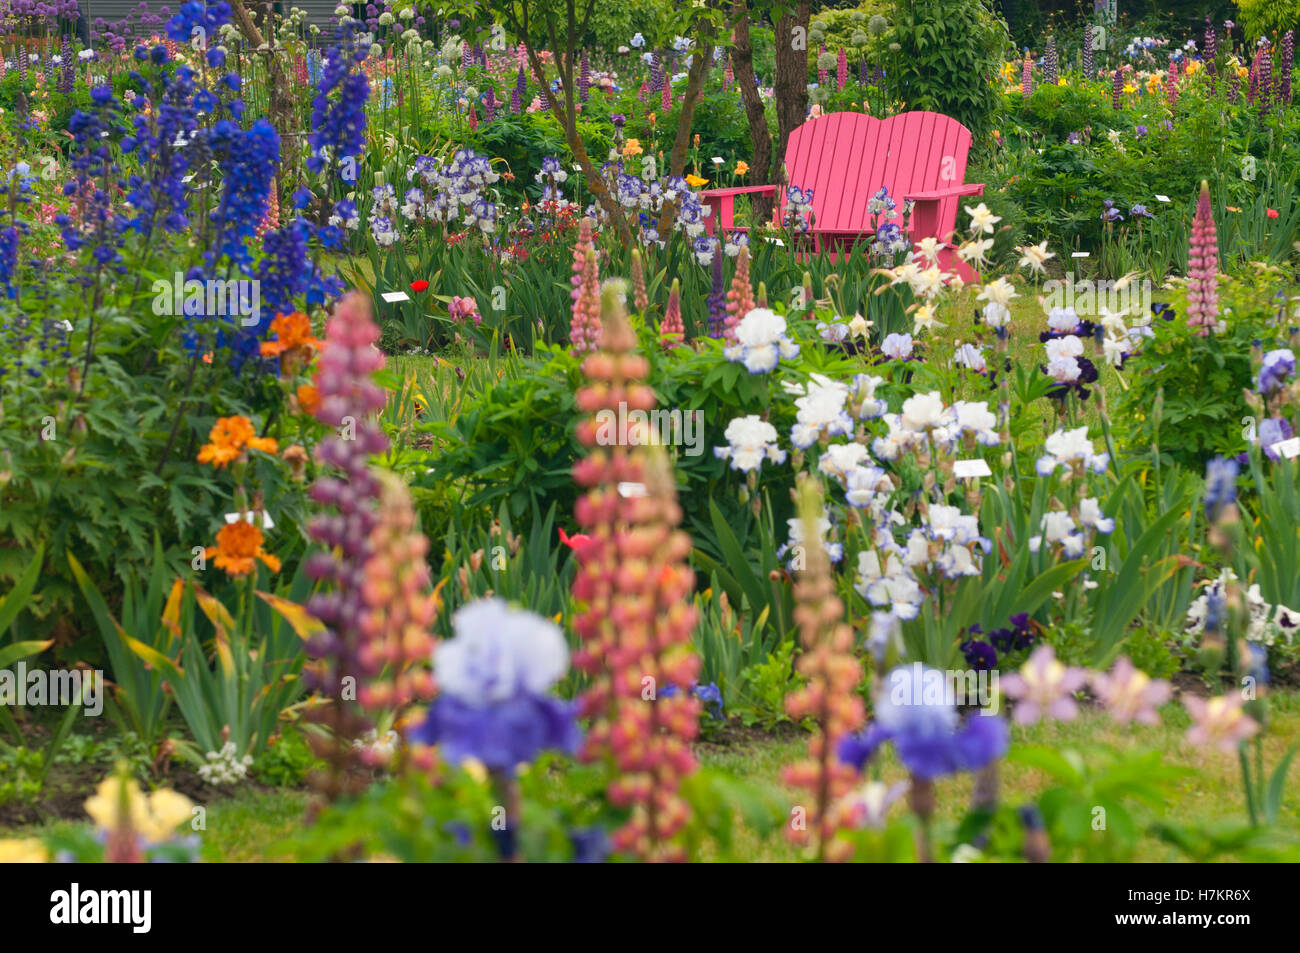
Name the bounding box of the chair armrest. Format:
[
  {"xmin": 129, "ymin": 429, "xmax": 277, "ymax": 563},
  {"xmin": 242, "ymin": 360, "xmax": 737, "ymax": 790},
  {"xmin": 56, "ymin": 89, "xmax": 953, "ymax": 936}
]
[
  {"xmin": 904, "ymin": 182, "xmax": 986, "ymax": 202},
  {"xmin": 699, "ymin": 184, "xmax": 780, "ymax": 199},
  {"xmin": 701, "ymin": 185, "xmax": 781, "ymax": 236}
]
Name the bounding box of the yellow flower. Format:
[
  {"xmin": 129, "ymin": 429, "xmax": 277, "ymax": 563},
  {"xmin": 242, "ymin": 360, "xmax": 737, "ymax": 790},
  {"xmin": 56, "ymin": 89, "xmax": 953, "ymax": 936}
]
[
  {"xmin": 622, "ymin": 138, "xmax": 643, "ymax": 156},
  {"xmin": 84, "ymin": 773, "xmax": 195, "ymax": 843},
  {"xmin": 685, "ymin": 173, "xmax": 709, "ymax": 187},
  {"xmin": 0, "ymin": 838, "xmax": 49, "ymax": 862}
]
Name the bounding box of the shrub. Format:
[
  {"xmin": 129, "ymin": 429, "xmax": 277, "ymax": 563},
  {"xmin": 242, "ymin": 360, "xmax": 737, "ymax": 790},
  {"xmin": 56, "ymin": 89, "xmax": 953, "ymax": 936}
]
[{"xmin": 887, "ymin": 0, "xmax": 1009, "ymax": 143}]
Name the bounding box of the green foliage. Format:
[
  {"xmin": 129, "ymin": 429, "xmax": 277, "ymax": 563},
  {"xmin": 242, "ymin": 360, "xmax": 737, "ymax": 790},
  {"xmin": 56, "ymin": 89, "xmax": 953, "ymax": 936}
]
[
  {"xmin": 888, "ymin": 0, "xmax": 1009, "ymax": 142},
  {"xmin": 1235, "ymin": 0, "xmax": 1300, "ymax": 41},
  {"xmin": 1121, "ymin": 626, "xmax": 1181, "ymax": 680},
  {"xmin": 735, "ymin": 640, "xmax": 805, "ymax": 730},
  {"xmin": 252, "ymin": 727, "xmax": 322, "ymax": 788},
  {"xmin": 1112, "ymin": 278, "xmax": 1289, "ymax": 469},
  {"xmin": 1007, "ymin": 743, "xmax": 1189, "ymax": 861}
]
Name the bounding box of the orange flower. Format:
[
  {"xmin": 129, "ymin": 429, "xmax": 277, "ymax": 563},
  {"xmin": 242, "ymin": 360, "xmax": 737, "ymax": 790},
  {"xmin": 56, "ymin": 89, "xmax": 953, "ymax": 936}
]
[
  {"xmin": 205, "ymin": 521, "xmax": 280, "ymax": 577},
  {"xmin": 295, "ymin": 384, "xmax": 321, "ymax": 416},
  {"xmin": 735, "ymin": 161, "xmax": 749, "ymax": 176},
  {"xmin": 685, "ymin": 173, "xmax": 709, "ymax": 188},
  {"xmin": 197, "ymin": 416, "xmax": 278, "ymax": 468},
  {"xmin": 259, "ymin": 312, "xmax": 319, "ymax": 374}
]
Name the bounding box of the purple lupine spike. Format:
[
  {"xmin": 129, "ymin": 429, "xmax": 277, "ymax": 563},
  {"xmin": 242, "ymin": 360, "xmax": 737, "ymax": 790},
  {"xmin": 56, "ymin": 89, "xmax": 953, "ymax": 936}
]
[
  {"xmin": 707, "ymin": 251, "xmax": 727, "ymax": 339},
  {"xmin": 462, "ymin": 41, "xmax": 471, "ymax": 70},
  {"xmin": 1228, "ymin": 68, "xmax": 1241, "ymax": 104},
  {"xmin": 580, "ymin": 49, "xmax": 590, "ymax": 102},
  {"xmin": 512, "ymin": 65, "xmax": 525, "ymax": 113},
  {"xmin": 859, "ymin": 56, "xmax": 868, "ymax": 85},
  {"xmin": 1257, "ymin": 44, "xmax": 1273, "ymax": 114},
  {"xmin": 1112, "ymin": 65, "xmax": 1124, "ymax": 108},
  {"xmin": 651, "ymin": 52, "xmax": 663, "ymax": 92},
  {"xmin": 1044, "ymin": 36, "xmax": 1058, "ymax": 85},
  {"xmin": 1282, "ymin": 32, "xmax": 1294, "ymax": 104},
  {"xmin": 1083, "ymin": 26, "xmax": 1094, "ymax": 79},
  {"xmin": 484, "ymin": 84, "xmax": 495, "ymax": 121},
  {"xmin": 303, "ymin": 293, "xmax": 391, "ymax": 706}
]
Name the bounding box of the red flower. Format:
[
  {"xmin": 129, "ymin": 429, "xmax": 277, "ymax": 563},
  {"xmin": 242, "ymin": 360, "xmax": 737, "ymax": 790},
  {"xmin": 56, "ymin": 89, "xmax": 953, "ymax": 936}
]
[
  {"xmin": 409, "ymin": 280, "xmax": 430, "ymax": 292},
  {"xmin": 1267, "ymin": 208, "xmax": 1279, "ymax": 219},
  {"xmin": 558, "ymin": 527, "xmax": 593, "ymax": 552}
]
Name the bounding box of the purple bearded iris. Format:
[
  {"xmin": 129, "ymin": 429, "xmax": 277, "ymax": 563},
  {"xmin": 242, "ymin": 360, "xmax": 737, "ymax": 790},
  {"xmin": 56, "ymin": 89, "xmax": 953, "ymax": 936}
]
[
  {"xmin": 837, "ymin": 663, "xmax": 1009, "ymax": 780},
  {"xmin": 411, "ymin": 599, "xmax": 580, "ymax": 770}
]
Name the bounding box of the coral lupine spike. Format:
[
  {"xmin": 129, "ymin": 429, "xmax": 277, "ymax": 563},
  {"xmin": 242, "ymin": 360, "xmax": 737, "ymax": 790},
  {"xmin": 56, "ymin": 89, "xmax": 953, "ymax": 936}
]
[
  {"xmin": 659, "ymin": 278, "xmax": 685, "ymax": 349},
  {"xmin": 1021, "ymin": 53, "xmax": 1034, "ymax": 97},
  {"xmin": 723, "ymin": 244, "xmax": 755, "ymax": 343},
  {"xmin": 780, "ymin": 480, "xmax": 865, "ymax": 862},
  {"xmin": 1186, "ymin": 180, "xmax": 1220, "ymax": 337},
  {"xmin": 357, "ymin": 471, "xmax": 437, "ymax": 734},
  {"xmin": 630, "ymin": 247, "xmax": 650, "ymax": 314},
  {"xmin": 572, "ymin": 285, "xmax": 700, "ymax": 862}
]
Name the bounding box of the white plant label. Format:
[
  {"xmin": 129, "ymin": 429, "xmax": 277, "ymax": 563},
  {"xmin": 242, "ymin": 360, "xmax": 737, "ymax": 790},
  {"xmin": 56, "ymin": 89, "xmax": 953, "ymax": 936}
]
[
  {"xmin": 953, "ymin": 459, "xmax": 993, "ymax": 479},
  {"xmin": 381, "ymin": 291, "xmax": 411, "ymax": 303},
  {"xmin": 1271, "ymin": 437, "xmax": 1300, "ymax": 459}
]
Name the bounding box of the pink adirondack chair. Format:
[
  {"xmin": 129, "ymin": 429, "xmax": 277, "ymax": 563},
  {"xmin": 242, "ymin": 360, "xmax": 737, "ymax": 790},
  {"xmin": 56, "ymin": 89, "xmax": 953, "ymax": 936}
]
[{"xmin": 701, "ymin": 111, "xmax": 986, "ymax": 280}]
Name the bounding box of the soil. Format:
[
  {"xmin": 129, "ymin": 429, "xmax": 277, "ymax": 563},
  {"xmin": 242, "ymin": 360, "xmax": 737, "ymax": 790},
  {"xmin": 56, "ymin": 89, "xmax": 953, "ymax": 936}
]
[{"xmin": 0, "ymin": 716, "xmax": 299, "ymax": 829}]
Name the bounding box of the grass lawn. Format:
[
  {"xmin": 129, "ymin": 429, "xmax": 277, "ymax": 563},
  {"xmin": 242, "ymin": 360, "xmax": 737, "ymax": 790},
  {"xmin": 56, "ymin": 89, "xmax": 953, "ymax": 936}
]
[{"xmin": 9, "ymin": 692, "xmax": 1294, "ymax": 861}]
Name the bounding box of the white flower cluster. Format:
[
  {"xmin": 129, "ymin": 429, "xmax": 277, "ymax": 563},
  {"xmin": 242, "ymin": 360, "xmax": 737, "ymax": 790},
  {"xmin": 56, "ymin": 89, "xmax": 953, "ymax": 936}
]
[
  {"xmin": 1028, "ymin": 498, "xmax": 1114, "ymax": 557},
  {"xmin": 198, "ymin": 741, "xmax": 253, "ymax": 786},
  {"xmin": 724, "ymin": 308, "xmax": 800, "ymax": 374},
  {"xmin": 1036, "ymin": 426, "xmax": 1110, "ymax": 475},
  {"xmin": 872, "ymin": 391, "xmax": 999, "ymax": 461},
  {"xmin": 715, "ymin": 415, "xmax": 786, "ymax": 473},
  {"xmin": 1186, "ymin": 571, "xmax": 1300, "ymax": 647},
  {"xmin": 352, "ymin": 728, "xmax": 401, "ymax": 762}
]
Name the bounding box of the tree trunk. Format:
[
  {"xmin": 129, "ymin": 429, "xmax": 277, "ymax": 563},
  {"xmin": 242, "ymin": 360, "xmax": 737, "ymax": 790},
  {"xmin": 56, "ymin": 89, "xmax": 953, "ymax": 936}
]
[
  {"xmin": 229, "ymin": 1, "xmax": 296, "ymax": 197},
  {"xmin": 730, "ymin": 3, "xmax": 773, "ymax": 221},
  {"xmin": 503, "ymin": 0, "xmax": 634, "ymax": 244},
  {"xmin": 656, "ymin": 38, "xmax": 716, "ymax": 237},
  {"xmin": 773, "ymin": 0, "xmax": 812, "ymax": 187}
]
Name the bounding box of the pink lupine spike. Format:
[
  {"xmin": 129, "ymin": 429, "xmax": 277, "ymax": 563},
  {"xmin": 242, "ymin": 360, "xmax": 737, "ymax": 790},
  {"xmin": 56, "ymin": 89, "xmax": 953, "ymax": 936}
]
[
  {"xmin": 1185, "ymin": 180, "xmax": 1219, "ymax": 337},
  {"xmin": 659, "ymin": 279, "xmax": 685, "ymax": 349}
]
